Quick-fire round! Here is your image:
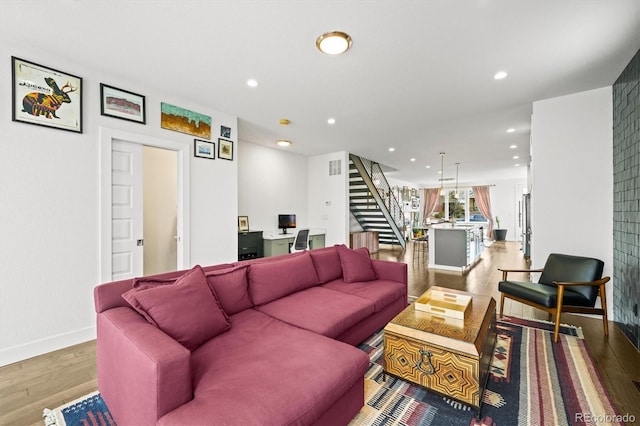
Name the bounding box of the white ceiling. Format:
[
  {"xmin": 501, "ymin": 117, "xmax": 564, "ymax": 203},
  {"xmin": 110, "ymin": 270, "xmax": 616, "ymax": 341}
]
[{"xmin": 3, "ymin": 1, "xmax": 639, "ymax": 187}]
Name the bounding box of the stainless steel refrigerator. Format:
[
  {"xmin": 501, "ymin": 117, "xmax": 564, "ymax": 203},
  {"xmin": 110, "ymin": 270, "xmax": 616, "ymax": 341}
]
[{"xmin": 521, "ymin": 193, "xmax": 531, "ymax": 257}]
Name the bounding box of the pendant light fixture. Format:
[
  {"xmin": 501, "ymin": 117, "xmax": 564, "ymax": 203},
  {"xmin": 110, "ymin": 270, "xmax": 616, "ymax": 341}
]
[
  {"xmin": 439, "ymin": 152, "xmax": 445, "ymax": 196},
  {"xmin": 455, "ymin": 162, "xmax": 460, "ymax": 199}
]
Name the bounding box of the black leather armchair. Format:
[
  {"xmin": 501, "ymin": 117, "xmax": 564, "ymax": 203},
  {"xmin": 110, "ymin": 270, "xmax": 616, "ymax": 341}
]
[{"xmin": 498, "ymin": 253, "xmax": 610, "ymax": 342}]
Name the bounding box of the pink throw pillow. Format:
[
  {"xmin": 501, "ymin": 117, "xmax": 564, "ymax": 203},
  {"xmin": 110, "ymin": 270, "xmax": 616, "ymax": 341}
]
[
  {"xmin": 123, "ymin": 265, "xmax": 231, "ymax": 351},
  {"xmin": 205, "ymin": 265, "xmax": 252, "ymax": 315},
  {"xmin": 336, "ymin": 244, "xmax": 378, "ymax": 283}
]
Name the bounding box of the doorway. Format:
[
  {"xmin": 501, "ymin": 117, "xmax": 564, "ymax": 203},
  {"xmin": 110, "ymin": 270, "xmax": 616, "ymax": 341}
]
[
  {"xmin": 100, "ymin": 127, "xmax": 190, "ymax": 283},
  {"xmin": 143, "ymin": 146, "xmax": 178, "ymax": 275}
]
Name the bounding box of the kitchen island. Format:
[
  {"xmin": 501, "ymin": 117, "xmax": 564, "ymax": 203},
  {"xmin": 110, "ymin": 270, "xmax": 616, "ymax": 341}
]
[{"xmin": 427, "ymin": 223, "xmax": 484, "ymax": 272}]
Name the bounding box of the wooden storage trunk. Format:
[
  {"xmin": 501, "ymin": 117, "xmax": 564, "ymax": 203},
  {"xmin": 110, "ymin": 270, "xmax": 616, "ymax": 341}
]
[{"xmin": 383, "ymin": 288, "xmax": 497, "ymax": 411}]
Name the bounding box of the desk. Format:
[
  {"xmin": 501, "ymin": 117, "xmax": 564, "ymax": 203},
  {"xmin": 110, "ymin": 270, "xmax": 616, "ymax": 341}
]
[{"xmin": 262, "ymin": 229, "xmax": 326, "ymax": 257}]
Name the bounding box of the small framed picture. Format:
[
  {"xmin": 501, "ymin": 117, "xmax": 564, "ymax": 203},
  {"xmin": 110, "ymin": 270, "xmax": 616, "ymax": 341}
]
[
  {"xmin": 218, "ymin": 138, "xmax": 234, "ymax": 161},
  {"xmin": 12, "ymin": 56, "xmax": 83, "ymax": 133},
  {"xmin": 220, "ymin": 125, "xmax": 231, "ymax": 138},
  {"xmin": 238, "ymin": 216, "xmax": 249, "ymax": 231},
  {"xmin": 100, "ymin": 84, "xmax": 146, "ymax": 124},
  {"xmin": 194, "ymin": 139, "xmax": 215, "ymax": 159}
]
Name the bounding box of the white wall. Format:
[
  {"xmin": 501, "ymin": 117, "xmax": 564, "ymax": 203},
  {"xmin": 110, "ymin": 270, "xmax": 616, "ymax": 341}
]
[
  {"xmin": 237, "ymin": 144, "xmax": 349, "ymax": 246},
  {"xmin": 237, "ymin": 142, "xmax": 308, "ymax": 234},
  {"xmin": 307, "ymin": 152, "xmax": 350, "ymax": 246},
  {"xmin": 531, "ymin": 87, "xmax": 613, "ymax": 311},
  {"xmin": 0, "ymin": 41, "xmax": 237, "ymax": 365}
]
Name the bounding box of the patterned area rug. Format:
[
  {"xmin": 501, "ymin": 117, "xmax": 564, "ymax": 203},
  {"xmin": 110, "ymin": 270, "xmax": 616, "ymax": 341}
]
[
  {"xmin": 350, "ymin": 318, "xmax": 621, "ymax": 426},
  {"xmin": 42, "ymin": 318, "xmax": 617, "ymax": 426},
  {"xmin": 43, "ymin": 391, "xmax": 114, "ymax": 426}
]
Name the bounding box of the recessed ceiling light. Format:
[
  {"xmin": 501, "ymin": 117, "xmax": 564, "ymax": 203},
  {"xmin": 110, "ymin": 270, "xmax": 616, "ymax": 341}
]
[
  {"xmin": 494, "ymin": 71, "xmax": 508, "ymax": 80},
  {"xmin": 514, "ymin": 164, "xmax": 520, "ymax": 167},
  {"xmin": 316, "ymin": 31, "xmax": 352, "ymax": 55},
  {"xmin": 389, "ymin": 147, "xmax": 395, "ymax": 152},
  {"xmin": 276, "ymin": 140, "xmax": 291, "ymax": 147},
  {"xmin": 509, "ymin": 144, "xmax": 517, "ymax": 149},
  {"xmin": 513, "ymin": 155, "xmax": 519, "ymax": 159},
  {"xmin": 507, "ymin": 128, "xmax": 516, "ymax": 133},
  {"xmin": 410, "ymin": 158, "xmax": 416, "ymax": 162},
  {"xmin": 425, "ymin": 165, "xmax": 431, "ymax": 169},
  {"xmin": 247, "ymin": 79, "xmax": 258, "ymax": 88},
  {"xmin": 327, "ymin": 118, "xmax": 336, "ymax": 125}
]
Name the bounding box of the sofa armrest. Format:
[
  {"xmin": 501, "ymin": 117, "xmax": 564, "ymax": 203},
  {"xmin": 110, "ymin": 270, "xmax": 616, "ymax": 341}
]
[
  {"xmin": 371, "ymin": 259, "xmax": 408, "ymax": 285},
  {"xmin": 97, "ymin": 307, "xmax": 192, "ymax": 425}
]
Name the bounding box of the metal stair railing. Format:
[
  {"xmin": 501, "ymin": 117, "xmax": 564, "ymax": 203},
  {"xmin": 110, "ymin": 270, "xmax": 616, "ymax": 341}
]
[{"xmin": 349, "ymin": 154, "xmax": 406, "ymax": 249}]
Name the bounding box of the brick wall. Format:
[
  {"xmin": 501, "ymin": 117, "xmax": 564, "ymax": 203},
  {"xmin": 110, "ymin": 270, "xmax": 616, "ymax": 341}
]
[{"xmin": 613, "ymin": 49, "xmax": 640, "ymax": 350}]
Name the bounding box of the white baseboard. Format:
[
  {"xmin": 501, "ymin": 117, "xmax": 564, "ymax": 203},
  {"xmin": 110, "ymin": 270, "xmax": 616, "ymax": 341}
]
[{"xmin": 0, "ymin": 326, "xmax": 96, "ymax": 367}]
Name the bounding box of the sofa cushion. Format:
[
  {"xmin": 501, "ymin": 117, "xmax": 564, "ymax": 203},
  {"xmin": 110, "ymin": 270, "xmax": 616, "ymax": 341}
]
[
  {"xmin": 322, "ymin": 279, "xmax": 406, "ymax": 312},
  {"xmin": 122, "ymin": 265, "xmax": 230, "ymax": 351},
  {"xmin": 336, "ymin": 244, "xmax": 378, "ymax": 282},
  {"xmin": 309, "ymin": 246, "xmax": 343, "ymax": 283},
  {"xmin": 248, "ymin": 251, "xmax": 320, "ymax": 305},
  {"xmin": 255, "ymin": 286, "xmax": 375, "ymax": 338},
  {"xmin": 205, "ymin": 265, "xmax": 252, "ymax": 315},
  {"xmin": 158, "ymin": 309, "xmax": 369, "ymax": 426}
]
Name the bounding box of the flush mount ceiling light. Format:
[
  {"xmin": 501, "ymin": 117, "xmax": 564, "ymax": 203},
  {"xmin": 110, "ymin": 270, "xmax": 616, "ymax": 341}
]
[
  {"xmin": 316, "ymin": 31, "xmax": 352, "ymax": 55},
  {"xmin": 494, "ymin": 71, "xmax": 508, "ymax": 80},
  {"xmin": 276, "ymin": 140, "xmax": 292, "ymax": 147},
  {"xmin": 247, "ymin": 79, "xmax": 258, "ymax": 87}
]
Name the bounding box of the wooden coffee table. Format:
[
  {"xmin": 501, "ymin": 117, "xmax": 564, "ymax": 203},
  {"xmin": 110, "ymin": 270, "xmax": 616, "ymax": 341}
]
[{"xmin": 383, "ymin": 287, "xmax": 497, "ymax": 416}]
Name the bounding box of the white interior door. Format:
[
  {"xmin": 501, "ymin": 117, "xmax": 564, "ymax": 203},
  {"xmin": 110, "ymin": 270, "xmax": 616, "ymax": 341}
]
[{"xmin": 111, "ymin": 140, "xmax": 143, "ymax": 280}]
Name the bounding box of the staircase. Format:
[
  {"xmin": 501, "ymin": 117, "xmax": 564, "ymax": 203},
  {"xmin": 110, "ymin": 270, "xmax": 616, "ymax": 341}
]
[{"xmin": 349, "ymin": 154, "xmax": 406, "ymax": 249}]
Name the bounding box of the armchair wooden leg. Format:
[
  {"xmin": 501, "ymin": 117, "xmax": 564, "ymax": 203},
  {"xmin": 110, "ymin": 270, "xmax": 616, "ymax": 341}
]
[
  {"xmin": 499, "ymin": 293, "xmax": 505, "ymax": 318},
  {"xmin": 600, "ymin": 284, "xmax": 609, "ymax": 337},
  {"xmin": 553, "ymin": 285, "xmax": 565, "ymax": 343}
]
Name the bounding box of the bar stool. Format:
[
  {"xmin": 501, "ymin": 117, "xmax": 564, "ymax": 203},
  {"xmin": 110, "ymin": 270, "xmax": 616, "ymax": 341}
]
[{"xmin": 411, "ymin": 236, "xmax": 428, "ymax": 263}]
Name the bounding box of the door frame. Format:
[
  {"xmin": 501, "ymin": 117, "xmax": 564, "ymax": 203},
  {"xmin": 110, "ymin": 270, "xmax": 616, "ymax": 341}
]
[{"xmin": 99, "ymin": 127, "xmax": 190, "ymax": 282}]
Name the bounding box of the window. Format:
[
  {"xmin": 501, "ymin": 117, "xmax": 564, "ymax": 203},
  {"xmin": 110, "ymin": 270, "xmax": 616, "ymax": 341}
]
[{"xmin": 428, "ymin": 189, "xmax": 487, "ymax": 222}]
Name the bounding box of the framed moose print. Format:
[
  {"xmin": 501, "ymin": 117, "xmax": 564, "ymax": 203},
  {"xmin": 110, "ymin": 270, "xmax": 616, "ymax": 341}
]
[{"xmin": 12, "ymin": 57, "xmax": 83, "ymax": 133}]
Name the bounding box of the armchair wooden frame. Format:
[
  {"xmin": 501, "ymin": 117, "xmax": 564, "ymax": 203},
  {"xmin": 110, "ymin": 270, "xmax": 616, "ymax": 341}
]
[{"xmin": 498, "ymin": 267, "xmax": 610, "ymax": 343}]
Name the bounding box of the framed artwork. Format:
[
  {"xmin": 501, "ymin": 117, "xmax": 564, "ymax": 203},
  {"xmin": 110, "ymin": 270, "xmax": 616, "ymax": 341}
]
[
  {"xmin": 100, "ymin": 84, "xmax": 146, "ymax": 124},
  {"xmin": 218, "ymin": 138, "xmax": 234, "ymax": 161},
  {"xmin": 161, "ymin": 102, "xmax": 211, "ymax": 139},
  {"xmin": 194, "ymin": 139, "xmax": 215, "ymax": 159},
  {"xmin": 12, "ymin": 56, "xmax": 83, "ymax": 133},
  {"xmin": 238, "ymin": 216, "xmax": 249, "ymax": 231},
  {"xmin": 220, "ymin": 125, "xmax": 231, "ymax": 138}
]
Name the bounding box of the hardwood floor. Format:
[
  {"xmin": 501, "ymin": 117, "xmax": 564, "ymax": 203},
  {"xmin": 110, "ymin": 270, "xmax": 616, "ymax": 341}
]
[{"xmin": 1, "ymin": 241, "xmax": 638, "ymax": 425}]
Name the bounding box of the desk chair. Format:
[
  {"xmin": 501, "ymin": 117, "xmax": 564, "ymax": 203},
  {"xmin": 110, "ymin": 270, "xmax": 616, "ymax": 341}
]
[
  {"xmin": 498, "ymin": 253, "xmax": 610, "ymax": 342},
  {"xmin": 290, "ymin": 229, "xmax": 310, "ymax": 253}
]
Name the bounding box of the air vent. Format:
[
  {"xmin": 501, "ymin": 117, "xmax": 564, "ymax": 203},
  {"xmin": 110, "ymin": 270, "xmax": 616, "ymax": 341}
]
[{"xmin": 329, "ymin": 159, "xmax": 342, "ymax": 176}]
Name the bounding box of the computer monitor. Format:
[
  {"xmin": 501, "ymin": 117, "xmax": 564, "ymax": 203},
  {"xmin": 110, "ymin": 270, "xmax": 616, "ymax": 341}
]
[{"xmin": 278, "ymin": 214, "xmax": 296, "ymax": 235}]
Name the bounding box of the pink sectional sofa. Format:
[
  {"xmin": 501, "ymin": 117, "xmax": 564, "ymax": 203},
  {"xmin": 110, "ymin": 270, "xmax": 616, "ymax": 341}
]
[{"xmin": 94, "ymin": 244, "xmax": 408, "ymax": 425}]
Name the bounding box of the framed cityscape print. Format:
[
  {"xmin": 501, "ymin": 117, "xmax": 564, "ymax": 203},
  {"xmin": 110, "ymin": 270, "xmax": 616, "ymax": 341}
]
[
  {"xmin": 12, "ymin": 56, "xmax": 83, "ymax": 133},
  {"xmin": 100, "ymin": 84, "xmax": 146, "ymax": 124},
  {"xmin": 218, "ymin": 138, "xmax": 234, "ymax": 161},
  {"xmin": 194, "ymin": 139, "xmax": 215, "ymax": 159},
  {"xmin": 161, "ymin": 102, "xmax": 211, "ymax": 139}
]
